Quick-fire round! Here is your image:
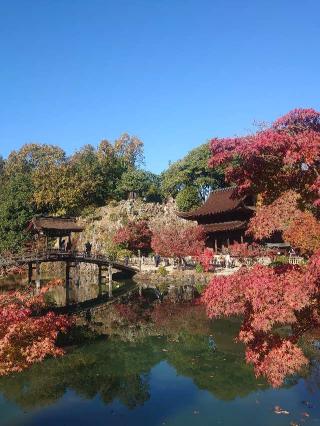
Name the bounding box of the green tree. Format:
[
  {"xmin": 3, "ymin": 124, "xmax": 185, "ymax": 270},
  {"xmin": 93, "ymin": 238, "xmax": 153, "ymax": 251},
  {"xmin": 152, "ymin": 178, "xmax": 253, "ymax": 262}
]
[
  {"xmin": 118, "ymin": 169, "xmax": 162, "ymax": 201},
  {"xmin": 161, "ymin": 143, "xmax": 226, "ymax": 206},
  {"xmin": 175, "ymin": 186, "xmax": 201, "ymax": 211},
  {"xmin": 0, "ymin": 156, "xmax": 4, "ymax": 177},
  {"xmin": 0, "ymin": 173, "xmax": 35, "ymax": 253}
]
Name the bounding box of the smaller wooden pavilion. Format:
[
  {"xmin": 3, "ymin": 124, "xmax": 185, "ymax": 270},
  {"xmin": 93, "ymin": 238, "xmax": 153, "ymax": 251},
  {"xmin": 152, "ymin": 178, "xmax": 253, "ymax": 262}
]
[
  {"xmin": 177, "ymin": 187, "xmax": 255, "ymax": 251},
  {"xmin": 27, "ymin": 216, "xmax": 84, "ymax": 249}
]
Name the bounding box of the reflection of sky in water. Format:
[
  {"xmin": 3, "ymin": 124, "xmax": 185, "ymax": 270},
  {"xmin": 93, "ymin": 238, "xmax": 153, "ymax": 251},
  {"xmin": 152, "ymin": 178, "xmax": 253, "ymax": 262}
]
[{"xmin": 2, "ymin": 361, "xmax": 320, "ymax": 426}]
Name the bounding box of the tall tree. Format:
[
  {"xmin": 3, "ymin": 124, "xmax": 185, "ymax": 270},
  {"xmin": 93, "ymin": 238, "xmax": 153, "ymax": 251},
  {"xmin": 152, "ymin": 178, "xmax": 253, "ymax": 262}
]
[
  {"xmin": 203, "ymin": 108, "xmax": 320, "ymax": 387},
  {"xmin": 161, "ymin": 143, "xmax": 225, "ymax": 208},
  {"xmin": 113, "ymin": 133, "xmax": 145, "ymax": 168},
  {"xmin": 113, "ymin": 220, "xmax": 152, "ymax": 253},
  {"xmin": 4, "ymin": 144, "xmax": 65, "ymax": 175},
  {"xmin": 151, "ymin": 223, "xmax": 205, "ymax": 263},
  {"xmin": 117, "ymin": 169, "xmax": 161, "ymax": 201},
  {"xmin": 0, "ymin": 173, "xmax": 35, "ymax": 252}
]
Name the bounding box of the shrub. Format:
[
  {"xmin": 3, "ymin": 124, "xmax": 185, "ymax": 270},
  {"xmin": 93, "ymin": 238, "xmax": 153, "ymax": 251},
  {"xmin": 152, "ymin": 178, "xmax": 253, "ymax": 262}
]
[
  {"xmin": 157, "ymin": 266, "xmax": 168, "ymax": 276},
  {"xmin": 195, "ymin": 263, "xmax": 204, "ymax": 273}
]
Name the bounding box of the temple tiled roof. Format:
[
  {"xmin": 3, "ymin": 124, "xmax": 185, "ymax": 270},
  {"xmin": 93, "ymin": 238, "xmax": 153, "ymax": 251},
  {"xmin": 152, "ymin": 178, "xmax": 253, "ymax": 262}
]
[
  {"xmin": 202, "ymin": 221, "xmax": 247, "ymax": 233},
  {"xmin": 177, "ymin": 187, "xmax": 251, "ymax": 219}
]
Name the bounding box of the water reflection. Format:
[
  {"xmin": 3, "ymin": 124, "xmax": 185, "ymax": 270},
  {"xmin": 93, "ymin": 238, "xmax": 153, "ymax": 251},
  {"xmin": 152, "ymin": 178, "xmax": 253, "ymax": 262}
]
[
  {"xmin": 1, "ymin": 279, "xmax": 320, "ymax": 425},
  {"xmin": 0, "ymin": 315, "xmax": 317, "ymax": 426},
  {"xmin": 0, "ymin": 323, "xmax": 265, "ymax": 411},
  {"xmin": 47, "ymin": 276, "xmax": 104, "ymax": 306}
]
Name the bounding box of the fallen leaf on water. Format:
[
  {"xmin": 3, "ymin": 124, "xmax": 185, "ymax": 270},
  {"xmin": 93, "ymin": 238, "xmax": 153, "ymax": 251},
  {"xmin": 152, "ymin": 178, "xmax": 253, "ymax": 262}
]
[
  {"xmin": 274, "ymin": 405, "xmax": 289, "ymax": 415},
  {"xmin": 301, "ymin": 412, "xmax": 310, "ymax": 417},
  {"xmin": 162, "ymin": 349, "xmax": 168, "ymax": 352}
]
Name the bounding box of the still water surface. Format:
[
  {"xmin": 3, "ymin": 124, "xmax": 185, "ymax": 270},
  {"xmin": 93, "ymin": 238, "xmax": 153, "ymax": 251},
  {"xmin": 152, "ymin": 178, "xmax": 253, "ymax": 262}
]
[{"xmin": 1, "ymin": 278, "xmax": 320, "ymax": 425}]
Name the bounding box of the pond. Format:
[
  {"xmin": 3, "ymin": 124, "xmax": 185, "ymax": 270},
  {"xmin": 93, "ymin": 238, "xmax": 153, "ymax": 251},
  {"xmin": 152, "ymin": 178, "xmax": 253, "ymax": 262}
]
[{"xmin": 1, "ymin": 277, "xmax": 320, "ymax": 425}]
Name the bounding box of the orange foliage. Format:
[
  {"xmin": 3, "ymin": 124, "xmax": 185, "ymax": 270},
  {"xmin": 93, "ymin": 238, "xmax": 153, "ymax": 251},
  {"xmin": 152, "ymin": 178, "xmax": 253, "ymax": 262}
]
[{"xmin": 0, "ymin": 280, "xmax": 72, "ymax": 376}]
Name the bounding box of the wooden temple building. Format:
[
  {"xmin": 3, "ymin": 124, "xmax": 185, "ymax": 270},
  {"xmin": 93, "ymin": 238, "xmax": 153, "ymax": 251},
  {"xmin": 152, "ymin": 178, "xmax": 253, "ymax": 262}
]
[
  {"xmin": 177, "ymin": 187, "xmax": 256, "ymax": 251},
  {"xmin": 27, "ymin": 216, "xmax": 84, "ymax": 250}
]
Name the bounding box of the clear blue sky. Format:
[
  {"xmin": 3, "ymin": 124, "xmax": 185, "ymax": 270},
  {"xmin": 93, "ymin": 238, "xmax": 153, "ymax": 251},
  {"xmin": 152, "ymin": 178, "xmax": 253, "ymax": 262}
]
[{"xmin": 0, "ymin": 0, "xmax": 319, "ymax": 173}]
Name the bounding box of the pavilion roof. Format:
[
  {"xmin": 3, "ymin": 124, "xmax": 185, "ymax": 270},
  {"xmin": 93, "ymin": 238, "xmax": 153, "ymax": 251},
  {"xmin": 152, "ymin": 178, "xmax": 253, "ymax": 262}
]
[
  {"xmin": 177, "ymin": 187, "xmax": 253, "ymax": 220},
  {"xmin": 27, "ymin": 216, "xmax": 84, "ymax": 234}
]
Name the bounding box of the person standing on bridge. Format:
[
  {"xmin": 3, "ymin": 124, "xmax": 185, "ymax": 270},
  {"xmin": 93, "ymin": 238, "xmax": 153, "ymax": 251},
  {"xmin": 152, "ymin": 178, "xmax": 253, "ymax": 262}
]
[
  {"xmin": 85, "ymin": 241, "xmax": 92, "ymax": 257},
  {"xmin": 59, "ymin": 239, "xmax": 66, "ymax": 251},
  {"xmin": 66, "ymin": 239, "xmax": 72, "ymax": 252}
]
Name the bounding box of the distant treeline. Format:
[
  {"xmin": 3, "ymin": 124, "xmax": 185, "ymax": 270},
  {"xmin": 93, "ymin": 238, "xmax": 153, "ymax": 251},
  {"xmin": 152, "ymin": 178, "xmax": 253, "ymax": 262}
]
[{"xmin": 0, "ymin": 135, "xmax": 225, "ymax": 252}]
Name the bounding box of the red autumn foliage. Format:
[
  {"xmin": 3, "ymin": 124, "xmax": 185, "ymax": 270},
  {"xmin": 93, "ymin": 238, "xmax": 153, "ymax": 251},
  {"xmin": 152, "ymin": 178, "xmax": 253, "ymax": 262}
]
[
  {"xmin": 247, "ymin": 191, "xmax": 320, "ymax": 255},
  {"xmin": 283, "ymin": 212, "xmax": 320, "ymax": 255},
  {"xmin": 151, "ymin": 223, "xmax": 205, "ymax": 260},
  {"xmin": 0, "ymin": 280, "xmax": 72, "ymax": 376},
  {"xmin": 203, "ymin": 109, "xmax": 320, "ymax": 386},
  {"xmin": 113, "ymin": 220, "xmax": 152, "ymax": 252},
  {"xmin": 227, "ymin": 242, "xmax": 273, "ymax": 259},
  {"xmin": 244, "ymin": 336, "xmax": 308, "ymax": 388},
  {"xmin": 196, "ymin": 248, "xmax": 215, "ymax": 271},
  {"xmin": 201, "ymin": 261, "xmax": 320, "ymax": 386},
  {"xmin": 247, "ymin": 191, "xmax": 301, "ymax": 240},
  {"xmin": 272, "ymin": 108, "xmax": 320, "ymax": 133},
  {"xmin": 209, "ymin": 108, "xmax": 320, "ymax": 206}
]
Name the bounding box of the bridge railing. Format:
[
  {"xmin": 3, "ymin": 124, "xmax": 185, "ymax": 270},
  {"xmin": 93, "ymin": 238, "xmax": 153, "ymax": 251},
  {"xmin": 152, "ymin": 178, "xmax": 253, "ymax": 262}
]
[{"xmin": 1, "ymin": 248, "xmax": 139, "ymax": 271}]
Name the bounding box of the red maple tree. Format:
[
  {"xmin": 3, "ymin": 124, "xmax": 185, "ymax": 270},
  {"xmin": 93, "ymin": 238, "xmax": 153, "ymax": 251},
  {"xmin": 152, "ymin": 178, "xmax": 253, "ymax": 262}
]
[
  {"xmin": 202, "ymin": 108, "xmax": 320, "ymax": 386},
  {"xmin": 113, "ymin": 220, "xmax": 152, "ymax": 252},
  {"xmin": 151, "ymin": 223, "xmax": 205, "ymax": 263},
  {"xmin": 210, "ymin": 108, "xmax": 320, "ymax": 206},
  {"xmin": 196, "ymin": 248, "xmax": 215, "ymax": 271},
  {"xmin": 0, "ymin": 280, "xmax": 72, "ymax": 376}
]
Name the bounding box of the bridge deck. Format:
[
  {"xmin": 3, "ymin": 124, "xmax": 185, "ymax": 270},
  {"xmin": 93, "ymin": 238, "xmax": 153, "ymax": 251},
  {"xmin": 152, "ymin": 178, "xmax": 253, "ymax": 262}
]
[{"xmin": 0, "ymin": 249, "xmax": 139, "ymax": 274}]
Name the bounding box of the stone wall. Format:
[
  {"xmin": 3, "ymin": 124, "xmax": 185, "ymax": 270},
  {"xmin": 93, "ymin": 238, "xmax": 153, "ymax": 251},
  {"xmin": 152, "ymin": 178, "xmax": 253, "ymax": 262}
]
[{"xmin": 76, "ymin": 199, "xmax": 191, "ymax": 255}]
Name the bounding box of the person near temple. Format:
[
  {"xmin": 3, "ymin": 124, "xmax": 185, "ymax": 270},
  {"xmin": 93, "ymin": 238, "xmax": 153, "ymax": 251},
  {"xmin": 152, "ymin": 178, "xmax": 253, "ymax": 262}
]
[{"xmin": 85, "ymin": 241, "xmax": 92, "ymax": 257}]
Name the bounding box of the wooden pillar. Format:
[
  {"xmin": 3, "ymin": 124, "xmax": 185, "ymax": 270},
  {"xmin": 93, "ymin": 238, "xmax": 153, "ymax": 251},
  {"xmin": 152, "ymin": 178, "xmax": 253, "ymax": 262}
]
[
  {"xmin": 241, "ymin": 234, "xmax": 244, "ymax": 244},
  {"xmin": 214, "ymin": 238, "xmax": 218, "ymax": 253},
  {"xmin": 74, "ymin": 262, "xmax": 80, "ymax": 286},
  {"xmin": 98, "ymin": 265, "xmax": 102, "ymax": 286},
  {"xmin": 35, "ymin": 262, "xmax": 41, "ymax": 290},
  {"xmin": 227, "ymin": 237, "xmax": 230, "ymax": 248},
  {"xmin": 98, "ymin": 265, "xmax": 107, "ymax": 297},
  {"xmin": 108, "ymin": 264, "xmax": 113, "ymax": 298},
  {"xmin": 65, "ymin": 261, "xmax": 70, "ymax": 306},
  {"xmin": 28, "ymin": 262, "xmax": 33, "ymax": 284}
]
